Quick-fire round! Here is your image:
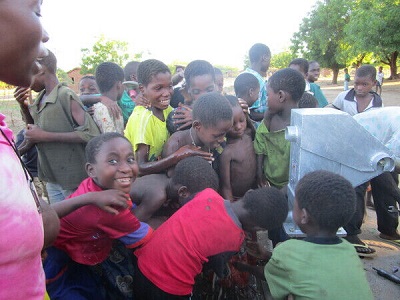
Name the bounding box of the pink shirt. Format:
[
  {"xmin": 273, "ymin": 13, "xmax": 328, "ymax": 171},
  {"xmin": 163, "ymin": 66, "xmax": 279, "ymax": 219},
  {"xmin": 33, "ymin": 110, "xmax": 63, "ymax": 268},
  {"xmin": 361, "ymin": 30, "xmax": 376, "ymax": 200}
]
[{"xmin": 0, "ymin": 114, "xmax": 45, "ymax": 299}]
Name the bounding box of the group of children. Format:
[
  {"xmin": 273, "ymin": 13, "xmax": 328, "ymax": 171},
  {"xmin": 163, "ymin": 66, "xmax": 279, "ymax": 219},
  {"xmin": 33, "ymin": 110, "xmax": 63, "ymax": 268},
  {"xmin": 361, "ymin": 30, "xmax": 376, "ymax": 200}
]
[{"xmin": 0, "ymin": 2, "xmax": 382, "ymax": 298}]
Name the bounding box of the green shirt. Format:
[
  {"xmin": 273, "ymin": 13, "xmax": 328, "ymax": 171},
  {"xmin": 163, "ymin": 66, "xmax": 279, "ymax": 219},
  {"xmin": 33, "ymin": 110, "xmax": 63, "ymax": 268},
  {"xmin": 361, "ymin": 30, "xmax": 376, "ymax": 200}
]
[
  {"xmin": 253, "ymin": 121, "xmax": 290, "ymax": 189},
  {"xmin": 265, "ymin": 239, "xmax": 373, "ymax": 300},
  {"xmin": 118, "ymin": 90, "xmax": 136, "ymax": 126}
]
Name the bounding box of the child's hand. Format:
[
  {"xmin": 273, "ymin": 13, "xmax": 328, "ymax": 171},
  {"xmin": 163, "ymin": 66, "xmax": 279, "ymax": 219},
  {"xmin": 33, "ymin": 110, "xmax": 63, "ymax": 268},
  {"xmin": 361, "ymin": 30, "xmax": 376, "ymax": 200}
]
[
  {"xmin": 238, "ymin": 98, "xmax": 250, "ymax": 114},
  {"xmin": 175, "ymin": 144, "xmax": 214, "ymax": 162},
  {"xmin": 14, "ymin": 86, "xmax": 31, "ymax": 107},
  {"xmin": 95, "ymin": 190, "xmax": 129, "ymax": 215},
  {"xmin": 25, "ymin": 124, "xmax": 46, "ymax": 143},
  {"xmin": 100, "ymin": 95, "xmax": 122, "ymax": 119},
  {"xmin": 134, "ymin": 93, "xmax": 150, "ymax": 108},
  {"xmin": 173, "ymin": 104, "xmax": 193, "ymax": 130}
]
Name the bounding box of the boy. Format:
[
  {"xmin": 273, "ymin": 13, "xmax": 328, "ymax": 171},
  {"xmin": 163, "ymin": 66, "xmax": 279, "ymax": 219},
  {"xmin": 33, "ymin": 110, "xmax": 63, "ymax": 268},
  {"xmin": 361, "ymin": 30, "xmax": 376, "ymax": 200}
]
[
  {"xmin": 124, "ymin": 59, "xmax": 211, "ymax": 175},
  {"xmin": 235, "ymin": 171, "xmax": 374, "ymax": 300},
  {"xmin": 93, "ymin": 62, "xmax": 125, "ymax": 134},
  {"xmin": 299, "ymin": 92, "xmax": 318, "ymax": 108},
  {"xmin": 289, "ymin": 58, "xmax": 328, "ymax": 107},
  {"xmin": 307, "ymin": 60, "xmax": 321, "ymax": 83},
  {"xmin": 344, "ymin": 68, "xmax": 351, "ymax": 91},
  {"xmin": 133, "ymin": 186, "xmax": 289, "ymax": 299},
  {"xmin": 162, "ymin": 92, "xmax": 233, "ymax": 176},
  {"xmin": 219, "ymin": 95, "xmax": 256, "ymax": 201},
  {"xmin": 266, "ymin": 171, "xmax": 373, "ymax": 299},
  {"xmin": 120, "ymin": 61, "xmax": 140, "ymax": 125},
  {"xmin": 332, "ymin": 65, "xmax": 382, "ymax": 115},
  {"xmin": 19, "ymin": 50, "xmax": 100, "ymax": 203},
  {"xmin": 234, "ymin": 72, "xmax": 260, "ymax": 109},
  {"xmin": 130, "ymin": 156, "xmax": 219, "ymax": 228},
  {"xmin": 376, "ymin": 66, "xmax": 384, "ymax": 95},
  {"xmin": 44, "ymin": 133, "xmax": 153, "ymax": 299}
]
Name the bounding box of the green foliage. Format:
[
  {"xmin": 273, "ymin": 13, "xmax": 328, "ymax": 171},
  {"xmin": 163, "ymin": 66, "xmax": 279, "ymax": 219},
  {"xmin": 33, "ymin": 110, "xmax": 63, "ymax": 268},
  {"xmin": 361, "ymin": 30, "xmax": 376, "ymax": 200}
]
[
  {"xmin": 270, "ymin": 51, "xmax": 295, "ymax": 70},
  {"xmin": 56, "ymin": 68, "xmax": 71, "ymax": 84},
  {"xmin": 80, "ymin": 35, "xmax": 141, "ymax": 74},
  {"xmin": 291, "ymin": 0, "xmax": 352, "ymax": 82},
  {"xmin": 243, "ymin": 54, "xmax": 250, "ymax": 70}
]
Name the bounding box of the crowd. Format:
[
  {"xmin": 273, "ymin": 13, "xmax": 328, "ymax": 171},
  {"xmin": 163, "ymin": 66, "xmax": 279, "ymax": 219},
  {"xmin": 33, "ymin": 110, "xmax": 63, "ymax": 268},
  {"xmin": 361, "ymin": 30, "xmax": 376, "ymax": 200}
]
[{"xmin": 1, "ymin": 1, "xmax": 399, "ymax": 299}]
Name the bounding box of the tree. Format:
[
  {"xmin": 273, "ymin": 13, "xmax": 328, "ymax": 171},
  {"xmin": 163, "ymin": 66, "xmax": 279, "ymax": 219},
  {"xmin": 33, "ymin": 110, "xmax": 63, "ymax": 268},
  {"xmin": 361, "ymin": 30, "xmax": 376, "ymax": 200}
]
[
  {"xmin": 291, "ymin": 0, "xmax": 352, "ymax": 84},
  {"xmin": 270, "ymin": 51, "xmax": 295, "ymax": 70},
  {"xmin": 56, "ymin": 68, "xmax": 71, "ymax": 84},
  {"xmin": 344, "ymin": 0, "xmax": 400, "ymax": 79},
  {"xmin": 80, "ymin": 35, "xmax": 141, "ymax": 74}
]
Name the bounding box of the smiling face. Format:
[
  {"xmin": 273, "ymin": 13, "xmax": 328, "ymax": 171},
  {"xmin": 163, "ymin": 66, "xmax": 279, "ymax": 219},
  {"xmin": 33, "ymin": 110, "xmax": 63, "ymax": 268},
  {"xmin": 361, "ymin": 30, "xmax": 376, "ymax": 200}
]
[
  {"xmin": 308, "ymin": 62, "xmax": 320, "ymax": 82},
  {"xmin": 353, "ymin": 76, "xmax": 376, "ymax": 98},
  {"xmin": 227, "ymin": 106, "xmax": 246, "ymax": 139},
  {"xmin": 79, "ymin": 77, "xmax": 99, "ymax": 95},
  {"xmin": 87, "ymin": 137, "xmax": 139, "ymax": 194},
  {"xmin": 188, "ymin": 74, "xmax": 215, "ymax": 102},
  {"xmin": 194, "ymin": 119, "xmax": 232, "ymax": 150},
  {"xmin": 141, "ymin": 71, "xmax": 173, "ymax": 111},
  {"xmin": 0, "ymin": 0, "xmax": 49, "ymax": 87}
]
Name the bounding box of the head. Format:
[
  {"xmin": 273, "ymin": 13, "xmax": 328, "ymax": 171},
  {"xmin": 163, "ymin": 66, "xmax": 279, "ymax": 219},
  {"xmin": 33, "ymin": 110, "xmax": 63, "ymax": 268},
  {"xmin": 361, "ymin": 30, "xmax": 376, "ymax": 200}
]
[
  {"xmin": 267, "ymin": 68, "xmax": 305, "ymax": 113},
  {"xmin": 378, "ymin": 66, "xmax": 383, "ymax": 72},
  {"xmin": 95, "ymin": 62, "xmax": 124, "ymax": 100},
  {"xmin": 240, "ymin": 187, "xmax": 288, "ymax": 232},
  {"xmin": 79, "ymin": 75, "xmax": 99, "ymax": 95},
  {"xmin": 344, "ymin": 68, "xmax": 349, "ymax": 74},
  {"xmin": 248, "ymin": 43, "xmax": 271, "ymax": 77},
  {"xmin": 184, "ymin": 60, "xmax": 216, "ymax": 103},
  {"xmin": 30, "ymin": 49, "xmax": 57, "ymax": 92},
  {"xmin": 0, "ymin": 0, "xmax": 49, "ymax": 87},
  {"xmin": 168, "ymin": 157, "xmax": 219, "ymax": 206},
  {"xmin": 307, "ymin": 61, "xmax": 320, "ymax": 82},
  {"xmin": 124, "ymin": 61, "xmax": 140, "ymax": 82},
  {"xmin": 289, "ymin": 58, "xmax": 309, "ymax": 79},
  {"xmin": 214, "ymin": 67, "xmax": 224, "ymax": 94},
  {"xmin": 294, "ymin": 170, "xmax": 356, "ymax": 234},
  {"xmin": 299, "ymin": 92, "xmax": 318, "ymax": 108},
  {"xmin": 192, "ymin": 92, "xmax": 233, "ymax": 149},
  {"xmin": 175, "ymin": 65, "xmax": 185, "ymax": 74},
  {"xmin": 137, "ymin": 59, "xmax": 173, "ymax": 110},
  {"xmin": 85, "ymin": 133, "xmax": 139, "ymax": 194},
  {"xmin": 233, "ymin": 73, "xmax": 260, "ymax": 107},
  {"xmin": 354, "ymin": 65, "xmax": 376, "ymax": 97},
  {"xmin": 225, "ymin": 95, "xmax": 246, "ymax": 139}
]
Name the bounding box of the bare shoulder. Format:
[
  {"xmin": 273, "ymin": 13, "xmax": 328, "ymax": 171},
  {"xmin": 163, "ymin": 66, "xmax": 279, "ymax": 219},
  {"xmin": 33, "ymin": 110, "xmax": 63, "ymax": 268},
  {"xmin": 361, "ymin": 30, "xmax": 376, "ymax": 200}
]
[{"xmin": 130, "ymin": 174, "xmax": 169, "ymax": 202}]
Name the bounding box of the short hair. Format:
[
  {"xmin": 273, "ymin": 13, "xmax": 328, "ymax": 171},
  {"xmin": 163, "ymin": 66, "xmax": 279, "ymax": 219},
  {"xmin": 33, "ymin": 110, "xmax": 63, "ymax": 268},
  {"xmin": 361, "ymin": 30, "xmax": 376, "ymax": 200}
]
[
  {"xmin": 308, "ymin": 60, "xmax": 319, "ymax": 67},
  {"xmin": 171, "ymin": 157, "xmax": 219, "ymax": 193},
  {"xmin": 124, "ymin": 61, "xmax": 140, "ymax": 81},
  {"xmin": 289, "ymin": 58, "xmax": 309, "ymax": 75},
  {"xmin": 95, "ymin": 62, "xmax": 124, "ymax": 93},
  {"xmin": 184, "ymin": 60, "xmax": 215, "ymax": 88},
  {"xmin": 213, "ymin": 67, "xmax": 223, "ymax": 76},
  {"xmin": 40, "ymin": 49, "xmax": 57, "ymax": 74},
  {"xmin": 192, "ymin": 92, "xmax": 232, "ymax": 127},
  {"xmin": 249, "ymin": 43, "xmax": 271, "ymax": 63},
  {"xmin": 268, "ymin": 68, "xmax": 305, "ymax": 102},
  {"xmin": 243, "ymin": 187, "xmax": 288, "ymax": 230},
  {"xmin": 299, "ymin": 92, "xmax": 318, "ymax": 108},
  {"xmin": 355, "ymin": 65, "xmax": 376, "ymax": 81},
  {"xmin": 85, "ymin": 132, "xmax": 131, "ymax": 164},
  {"xmin": 225, "ymin": 95, "xmax": 240, "ymax": 108},
  {"xmin": 137, "ymin": 59, "xmax": 170, "ymax": 86},
  {"xmin": 295, "ymin": 170, "xmax": 356, "ymax": 232},
  {"xmin": 79, "ymin": 75, "xmax": 96, "ymax": 82},
  {"xmin": 234, "ymin": 73, "xmax": 259, "ymax": 98}
]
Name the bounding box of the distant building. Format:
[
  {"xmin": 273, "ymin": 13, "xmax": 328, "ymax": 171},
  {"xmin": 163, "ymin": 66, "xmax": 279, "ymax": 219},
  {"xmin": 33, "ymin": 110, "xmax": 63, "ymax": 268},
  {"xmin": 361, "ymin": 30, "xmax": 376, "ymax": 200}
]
[{"xmin": 67, "ymin": 67, "xmax": 83, "ymax": 93}]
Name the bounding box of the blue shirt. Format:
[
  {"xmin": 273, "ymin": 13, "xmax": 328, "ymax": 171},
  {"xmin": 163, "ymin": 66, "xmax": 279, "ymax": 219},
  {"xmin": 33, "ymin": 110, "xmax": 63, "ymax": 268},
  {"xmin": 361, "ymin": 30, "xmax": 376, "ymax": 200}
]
[{"xmin": 243, "ymin": 67, "xmax": 268, "ymax": 113}]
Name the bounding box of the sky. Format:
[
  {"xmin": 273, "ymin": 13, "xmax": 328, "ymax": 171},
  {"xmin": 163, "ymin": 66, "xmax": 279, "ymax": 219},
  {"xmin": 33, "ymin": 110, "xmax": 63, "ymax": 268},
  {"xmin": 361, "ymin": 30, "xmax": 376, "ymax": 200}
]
[{"xmin": 41, "ymin": 0, "xmax": 318, "ymax": 72}]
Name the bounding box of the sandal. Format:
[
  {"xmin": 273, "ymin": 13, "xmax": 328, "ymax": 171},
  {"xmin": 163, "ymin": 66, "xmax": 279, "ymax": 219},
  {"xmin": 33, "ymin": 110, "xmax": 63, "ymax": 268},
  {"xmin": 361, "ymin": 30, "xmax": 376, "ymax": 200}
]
[
  {"xmin": 353, "ymin": 244, "xmax": 377, "ymax": 258},
  {"xmin": 379, "ymin": 233, "xmax": 400, "ymax": 247}
]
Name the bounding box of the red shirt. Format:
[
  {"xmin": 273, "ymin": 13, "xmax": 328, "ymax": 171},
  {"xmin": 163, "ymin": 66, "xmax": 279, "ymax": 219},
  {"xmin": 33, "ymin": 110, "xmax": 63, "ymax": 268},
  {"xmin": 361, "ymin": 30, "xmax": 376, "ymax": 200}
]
[
  {"xmin": 54, "ymin": 178, "xmax": 151, "ymax": 265},
  {"xmin": 135, "ymin": 188, "xmax": 245, "ymax": 295}
]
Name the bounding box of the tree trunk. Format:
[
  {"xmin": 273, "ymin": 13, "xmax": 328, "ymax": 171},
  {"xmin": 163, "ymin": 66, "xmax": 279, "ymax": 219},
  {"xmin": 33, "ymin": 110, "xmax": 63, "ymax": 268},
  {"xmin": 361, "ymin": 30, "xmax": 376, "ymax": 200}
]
[
  {"xmin": 381, "ymin": 51, "xmax": 398, "ymax": 79},
  {"xmin": 331, "ymin": 67, "xmax": 339, "ymax": 84}
]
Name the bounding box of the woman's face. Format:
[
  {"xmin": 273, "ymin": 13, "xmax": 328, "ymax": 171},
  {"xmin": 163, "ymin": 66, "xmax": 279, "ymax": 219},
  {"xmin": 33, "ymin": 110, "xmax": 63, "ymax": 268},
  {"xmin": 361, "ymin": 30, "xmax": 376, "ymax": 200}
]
[{"xmin": 0, "ymin": 0, "xmax": 48, "ymax": 87}]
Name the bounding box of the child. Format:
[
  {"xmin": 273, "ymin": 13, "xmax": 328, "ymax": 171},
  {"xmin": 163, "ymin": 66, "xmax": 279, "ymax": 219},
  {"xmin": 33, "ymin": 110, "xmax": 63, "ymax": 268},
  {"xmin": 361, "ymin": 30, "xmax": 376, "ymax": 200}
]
[
  {"xmin": 93, "ymin": 62, "xmax": 125, "ymax": 134},
  {"xmin": 120, "ymin": 61, "xmax": 140, "ymax": 125},
  {"xmin": 44, "ymin": 133, "xmax": 153, "ymax": 299},
  {"xmin": 344, "ymin": 68, "xmax": 351, "ymax": 91},
  {"xmin": 333, "ymin": 65, "xmax": 381, "ymax": 116},
  {"xmin": 21, "ymin": 50, "xmax": 100, "ymax": 203},
  {"xmin": 79, "ymin": 75, "xmax": 99, "ymax": 96},
  {"xmin": 289, "ymin": 58, "xmax": 328, "ymax": 107},
  {"xmin": 130, "ymin": 156, "xmax": 219, "ymax": 228},
  {"xmin": 219, "ymin": 95, "xmax": 256, "ymax": 201},
  {"xmin": 307, "ymin": 60, "xmax": 320, "ymax": 83},
  {"xmin": 214, "ymin": 66, "xmax": 224, "ymax": 93},
  {"xmin": 234, "ymin": 72, "xmax": 260, "ymax": 109},
  {"xmin": 375, "ymin": 66, "xmax": 384, "ymax": 95},
  {"xmin": 162, "ymin": 92, "xmax": 233, "ymax": 176},
  {"xmin": 265, "ymin": 171, "xmax": 373, "ymax": 299},
  {"xmin": 299, "ymin": 92, "xmax": 318, "ymax": 108},
  {"xmin": 124, "ymin": 59, "xmax": 211, "ymax": 175},
  {"xmin": 133, "ymin": 186, "xmax": 289, "ymax": 299},
  {"xmin": 255, "ymin": 68, "xmax": 305, "ymax": 189}
]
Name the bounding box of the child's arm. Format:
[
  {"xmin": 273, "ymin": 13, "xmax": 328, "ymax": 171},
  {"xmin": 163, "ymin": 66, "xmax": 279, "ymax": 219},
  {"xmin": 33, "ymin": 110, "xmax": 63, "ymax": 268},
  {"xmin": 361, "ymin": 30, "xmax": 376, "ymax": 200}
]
[
  {"xmin": 14, "ymin": 86, "xmax": 34, "ymax": 125},
  {"xmin": 219, "ymin": 148, "xmax": 234, "ymax": 201},
  {"xmin": 81, "ymin": 94, "xmax": 122, "ymax": 119},
  {"xmin": 51, "ymin": 189, "xmax": 129, "ymax": 218},
  {"xmin": 172, "ymin": 103, "xmax": 193, "ymax": 131},
  {"xmin": 256, "ymin": 154, "xmax": 269, "ymax": 187},
  {"xmin": 250, "ymin": 110, "xmax": 264, "ymax": 122}
]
